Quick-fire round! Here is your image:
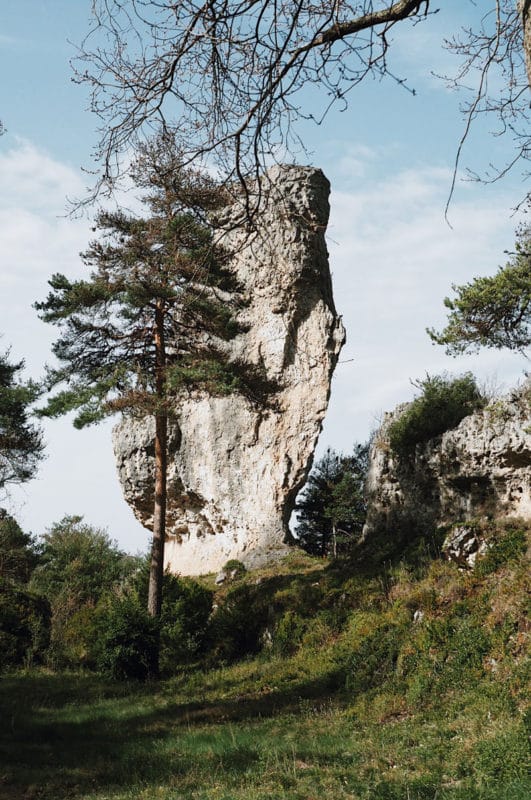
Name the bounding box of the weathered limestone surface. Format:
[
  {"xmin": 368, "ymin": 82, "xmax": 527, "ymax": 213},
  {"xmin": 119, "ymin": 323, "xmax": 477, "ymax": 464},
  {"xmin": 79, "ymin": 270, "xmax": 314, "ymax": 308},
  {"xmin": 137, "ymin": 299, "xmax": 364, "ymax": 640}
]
[
  {"xmin": 113, "ymin": 165, "xmax": 345, "ymax": 575},
  {"xmin": 364, "ymin": 379, "xmax": 531, "ymax": 539}
]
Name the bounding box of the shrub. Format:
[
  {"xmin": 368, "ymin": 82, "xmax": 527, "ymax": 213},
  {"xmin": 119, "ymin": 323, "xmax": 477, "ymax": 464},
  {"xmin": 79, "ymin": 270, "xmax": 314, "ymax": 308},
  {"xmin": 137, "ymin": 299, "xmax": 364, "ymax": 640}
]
[
  {"xmin": 29, "ymin": 516, "xmax": 139, "ymax": 668},
  {"xmin": 388, "ymin": 372, "xmax": 486, "ymax": 456},
  {"xmin": 339, "ymin": 621, "xmax": 407, "ymax": 693},
  {"xmin": 0, "ymin": 579, "xmax": 51, "ymax": 669},
  {"xmin": 223, "ymin": 559, "xmax": 247, "ymax": 579},
  {"xmin": 207, "ymin": 584, "xmax": 269, "ymax": 662},
  {"xmin": 95, "ymin": 596, "xmax": 159, "ymax": 680},
  {"xmin": 475, "ymin": 521, "xmax": 528, "ymax": 576},
  {"xmin": 130, "ymin": 563, "xmax": 213, "ymax": 673},
  {"xmin": 273, "ymin": 610, "xmax": 307, "ymax": 655},
  {"xmin": 30, "ymin": 516, "xmax": 135, "ymax": 606},
  {"xmin": 158, "ymin": 576, "xmax": 213, "ymax": 672}
]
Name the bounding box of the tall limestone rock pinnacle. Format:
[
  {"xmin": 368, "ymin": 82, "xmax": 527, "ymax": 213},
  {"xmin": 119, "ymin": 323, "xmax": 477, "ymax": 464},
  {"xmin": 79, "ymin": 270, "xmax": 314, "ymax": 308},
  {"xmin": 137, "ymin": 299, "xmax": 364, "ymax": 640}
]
[{"xmin": 113, "ymin": 165, "xmax": 345, "ymax": 575}]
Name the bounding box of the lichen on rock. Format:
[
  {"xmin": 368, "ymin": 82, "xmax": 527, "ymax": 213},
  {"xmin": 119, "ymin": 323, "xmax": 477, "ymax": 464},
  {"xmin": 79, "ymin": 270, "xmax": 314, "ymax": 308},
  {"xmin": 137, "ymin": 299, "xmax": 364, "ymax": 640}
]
[{"xmin": 113, "ymin": 165, "xmax": 345, "ymax": 575}]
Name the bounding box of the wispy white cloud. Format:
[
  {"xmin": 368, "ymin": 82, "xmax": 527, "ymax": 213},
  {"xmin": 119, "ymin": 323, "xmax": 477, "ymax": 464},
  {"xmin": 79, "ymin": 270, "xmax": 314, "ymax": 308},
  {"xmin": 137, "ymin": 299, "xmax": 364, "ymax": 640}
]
[
  {"xmin": 0, "ymin": 33, "xmax": 24, "ymax": 47},
  {"xmin": 0, "ymin": 138, "xmax": 85, "ymax": 215}
]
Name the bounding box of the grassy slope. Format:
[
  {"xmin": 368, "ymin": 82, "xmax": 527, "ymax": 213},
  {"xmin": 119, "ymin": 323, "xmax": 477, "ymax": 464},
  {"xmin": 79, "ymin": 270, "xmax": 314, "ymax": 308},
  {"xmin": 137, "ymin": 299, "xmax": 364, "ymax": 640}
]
[{"xmin": 0, "ymin": 522, "xmax": 529, "ymax": 800}]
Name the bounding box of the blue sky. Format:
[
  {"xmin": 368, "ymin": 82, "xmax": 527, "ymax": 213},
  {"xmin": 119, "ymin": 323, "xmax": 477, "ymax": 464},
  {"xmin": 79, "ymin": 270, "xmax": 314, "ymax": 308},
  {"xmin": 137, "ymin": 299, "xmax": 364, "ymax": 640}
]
[{"xmin": 0, "ymin": 1, "xmax": 528, "ymax": 552}]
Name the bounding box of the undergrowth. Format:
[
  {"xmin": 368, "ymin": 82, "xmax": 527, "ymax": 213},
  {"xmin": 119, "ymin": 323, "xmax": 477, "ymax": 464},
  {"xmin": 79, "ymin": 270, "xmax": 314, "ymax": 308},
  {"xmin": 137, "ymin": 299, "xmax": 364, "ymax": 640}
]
[{"xmin": 1, "ymin": 519, "xmax": 529, "ymax": 799}]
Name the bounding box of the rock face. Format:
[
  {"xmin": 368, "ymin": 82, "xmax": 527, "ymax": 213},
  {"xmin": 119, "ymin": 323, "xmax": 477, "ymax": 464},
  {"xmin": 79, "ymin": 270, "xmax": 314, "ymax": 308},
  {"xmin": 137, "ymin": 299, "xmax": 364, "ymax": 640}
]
[
  {"xmin": 113, "ymin": 165, "xmax": 345, "ymax": 575},
  {"xmin": 364, "ymin": 380, "xmax": 531, "ymax": 539}
]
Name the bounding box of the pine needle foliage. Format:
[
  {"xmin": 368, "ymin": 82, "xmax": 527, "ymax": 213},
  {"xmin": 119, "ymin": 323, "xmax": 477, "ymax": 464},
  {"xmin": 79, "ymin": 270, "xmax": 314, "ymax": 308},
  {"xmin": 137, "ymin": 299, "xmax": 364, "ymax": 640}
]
[
  {"xmin": 34, "ymin": 140, "xmax": 237, "ymax": 429},
  {"xmin": 34, "ymin": 133, "xmax": 246, "ymax": 628},
  {"xmin": 0, "ymin": 350, "xmax": 43, "ymax": 493},
  {"xmin": 428, "ymin": 224, "xmax": 531, "ymax": 357},
  {"xmin": 294, "ymin": 445, "xmax": 369, "ymax": 557}
]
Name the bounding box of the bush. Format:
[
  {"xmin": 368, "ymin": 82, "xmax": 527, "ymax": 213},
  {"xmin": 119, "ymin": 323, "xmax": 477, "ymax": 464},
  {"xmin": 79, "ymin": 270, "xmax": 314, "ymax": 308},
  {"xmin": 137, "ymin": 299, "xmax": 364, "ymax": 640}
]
[
  {"xmin": 223, "ymin": 559, "xmax": 247, "ymax": 579},
  {"xmin": 158, "ymin": 576, "xmax": 213, "ymax": 672},
  {"xmin": 130, "ymin": 563, "xmax": 213, "ymax": 673},
  {"xmin": 475, "ymin": 521, "xmax": 528, "ymax": 576},
  {"xmin": 0, "ymin": 579, "xmax": 51, "ymax": 669},
  {"xmin": 207, "ymin": 584, "xmax": 269, "ymax": 662},
  {"xmin": 30, "ymin": 516, "xmax": 135, "ymax": 606},
  {"xmin": 388, "ymin": 372, "xmax": 486, "ymax": 456},
  {"xmin": 95, "ymin": 596, "xmax": 159, "ymax": 681},
  {"xmin": 273, "ymin": 610, "xmax": 307, "ymax": 655},
  {"xmin": 337, "ymin": 620, "xmax": 407, "ymax": 693},
  {"xmin": 30, "ymin": 516, "xmax": 139, "ymax": 668}
]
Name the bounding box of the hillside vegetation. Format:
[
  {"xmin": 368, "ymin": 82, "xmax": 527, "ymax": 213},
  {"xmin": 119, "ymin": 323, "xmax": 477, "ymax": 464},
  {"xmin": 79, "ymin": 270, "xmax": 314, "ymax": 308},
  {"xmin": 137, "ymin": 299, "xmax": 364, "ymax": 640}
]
[{"xmin": 1, "ymin": 517, "xmax": 529, "ymax": 800}]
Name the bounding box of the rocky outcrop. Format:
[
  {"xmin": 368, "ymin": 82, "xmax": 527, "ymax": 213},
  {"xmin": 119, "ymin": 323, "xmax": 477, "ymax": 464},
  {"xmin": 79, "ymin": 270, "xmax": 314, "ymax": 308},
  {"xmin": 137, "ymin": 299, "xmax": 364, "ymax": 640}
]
[
  {"xmin": 113, "ymin": 165, "xmax": 345, "ymax": 575},
  {"xmin": 364, "ymin": 380, "xmax": 531, "ymax": 540}
]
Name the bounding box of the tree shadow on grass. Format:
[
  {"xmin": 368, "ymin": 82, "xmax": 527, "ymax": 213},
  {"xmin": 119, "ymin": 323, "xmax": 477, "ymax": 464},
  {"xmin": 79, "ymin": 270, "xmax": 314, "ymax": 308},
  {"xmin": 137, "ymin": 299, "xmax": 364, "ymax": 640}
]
[{"xmin": 0, "ymin": 667, "xmax": 347, "ymax": 799}]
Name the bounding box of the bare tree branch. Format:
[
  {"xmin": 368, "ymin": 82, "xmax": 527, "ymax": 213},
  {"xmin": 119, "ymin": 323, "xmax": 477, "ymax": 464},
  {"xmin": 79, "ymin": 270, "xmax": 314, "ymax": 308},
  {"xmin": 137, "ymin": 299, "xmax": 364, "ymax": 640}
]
[
  {"xmin": 443, "ymin": 1, "xmax": 531, "ymax": 215},
  {"xmin": 74, "ymin": 1, "xmax": 432, "ymax": 208},
  {"xmin": 73, "ymin": 2, "xmax": 531, "ymax": 215}
]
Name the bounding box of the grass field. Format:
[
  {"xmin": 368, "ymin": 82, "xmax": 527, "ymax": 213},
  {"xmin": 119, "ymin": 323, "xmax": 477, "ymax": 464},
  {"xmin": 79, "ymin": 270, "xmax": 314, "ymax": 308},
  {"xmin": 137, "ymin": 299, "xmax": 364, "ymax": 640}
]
[{"xmin": 1, "ymin": 523, "xmax": 529, "ymax": 800}]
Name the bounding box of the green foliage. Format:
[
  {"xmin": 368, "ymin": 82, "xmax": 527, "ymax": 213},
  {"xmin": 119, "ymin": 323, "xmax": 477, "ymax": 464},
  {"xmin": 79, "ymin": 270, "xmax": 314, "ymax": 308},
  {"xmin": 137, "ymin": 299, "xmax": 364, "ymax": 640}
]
[
  {"xmin": 208, "ymin": 583, "xmax": 270, "ymax": 662},
  {"xmin": 159, "ymin": 584, "xmax": 212, "ymax": 672},
  {"xmin": 223, "ymin": 559, "xmax": 247, "ymax": 578},
  {"xmin": 388, "ymin": 372, "xmax": 486, "ymax": 456},
  {"xmin": 95, "ymin": 595, "xmax": 159, "ymax": 680},
  {"xmin": 474, "ymin": 521, "xmax": 528, "ymax": 576},
  {"xmin": 295, "ymin": 444, "xmax": 369, "ymax": 557},
  {"xmin": 34, "ymin": 137, "xmax": 242, "ymax": 429},
  {"xmin": 0, "ymin": 512, "xmax": 50, "ymax": 670},
  {"xmin": 0, "ymin": 579, "xmax": 51, "ymax": 669},
  {"xmin": 404, "ymin": 614, "xmax": 492, "ymax": 702},
  {"xmin": 131, "ymin": 562, "xmax": 213, "ymax": 672},
  {"xmin": 30, "ymin": 516, "xmax": 137, "ymax": 667},
  {"xmin": 428, "ymin": 225, "xmax": 531, "ymax": 355},
  {"xmin": 0, "ymin": 520, "xmax": 529, "ymax": 799},
  {"xmin": 0, "ymin": 510, "xmax": 38, "ymax": 583},
  {"xmin": 31, "ymin": 516, "xmax": 133, "ymax": 606},
  {"xmin": 473, "ymin": 724, "xmax": 530, "ymax": 782},
  {"xmin": 0, "ymin": 348, "xmax": 43, "ymax": 491},
  {"xmin": 335, "ymin": 616, "xmax": 407, "ymax": 693},
  {"xmin": 272, "ymin": 610, "xmax": 307, "ymax": 655},
  {"xmin": 167, "ymin": 356, "xmax": 243, "ymax": 396}
]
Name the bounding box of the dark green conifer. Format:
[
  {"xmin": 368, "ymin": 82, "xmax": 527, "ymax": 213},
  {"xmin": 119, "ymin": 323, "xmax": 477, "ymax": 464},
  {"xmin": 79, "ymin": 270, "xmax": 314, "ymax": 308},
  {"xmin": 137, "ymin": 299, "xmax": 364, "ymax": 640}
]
[
  {"xmin": 35, "ymin": 134, "xmax": 242, "ymax": 642},
  {"xmin": 0, "ymin": 350, "xmax": 43, "ymax": 494}
]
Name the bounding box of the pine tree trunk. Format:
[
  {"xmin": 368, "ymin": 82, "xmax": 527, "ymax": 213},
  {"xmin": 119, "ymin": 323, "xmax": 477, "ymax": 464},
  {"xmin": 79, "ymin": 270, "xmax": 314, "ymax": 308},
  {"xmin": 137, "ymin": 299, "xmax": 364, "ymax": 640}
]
[
  {"xmin": 148, "ymin": 303, "xmax": 167, "ymax": 620},
  {"xmin": 147, "ymin": 411, "xmax": 167, "ymax": 617}
]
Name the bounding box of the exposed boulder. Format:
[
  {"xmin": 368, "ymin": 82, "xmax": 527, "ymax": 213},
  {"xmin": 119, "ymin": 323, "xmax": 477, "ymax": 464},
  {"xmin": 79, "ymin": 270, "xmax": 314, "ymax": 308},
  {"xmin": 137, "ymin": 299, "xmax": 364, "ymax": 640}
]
[
  {"xmin": 441, "ymin": 524, "xmax": 490, "ymax": 569},
  {"xmin": 364, "ymin": 379, "xmax": 531, "ymax": 540},
  {"xmin": 113, "ymin": 165, "xmax": 345, "ymax": 575}
]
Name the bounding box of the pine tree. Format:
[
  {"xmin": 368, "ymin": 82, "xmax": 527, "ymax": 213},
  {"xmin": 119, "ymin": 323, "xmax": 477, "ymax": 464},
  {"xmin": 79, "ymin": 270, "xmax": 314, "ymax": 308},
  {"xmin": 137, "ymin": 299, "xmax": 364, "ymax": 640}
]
[
  {"xmin": 35, "ymin": 135, "xmax": 245, "ymax": 650},
  {"xmin": 294, "ymin": 444, "xmax": 369, "ymax": 558},
  {"xmin": 428, "ymin": 224, "xmax": 531, "ymax": 357},
  {"xmin": 0, "ymin": 349, "xmax": 43, "ymax": 495}
]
